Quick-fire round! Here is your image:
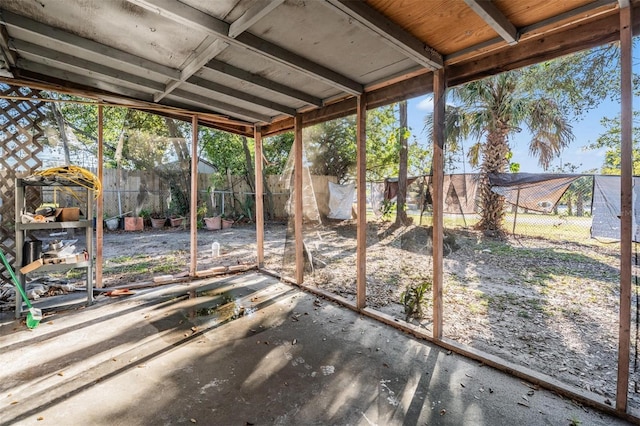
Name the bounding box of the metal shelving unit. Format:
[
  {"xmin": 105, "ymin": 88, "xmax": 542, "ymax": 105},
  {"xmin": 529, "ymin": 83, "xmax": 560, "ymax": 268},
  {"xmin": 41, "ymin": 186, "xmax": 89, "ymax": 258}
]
[{"xmin": 14, "ymin": 178, "xmax": 94, "ymax": 318}]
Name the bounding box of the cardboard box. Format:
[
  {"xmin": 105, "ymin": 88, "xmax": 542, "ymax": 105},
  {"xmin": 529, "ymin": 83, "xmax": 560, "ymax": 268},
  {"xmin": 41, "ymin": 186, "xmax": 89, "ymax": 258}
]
[{"xmin": 55, "ymin": 207, "xmax": 80, "ymax": 222}]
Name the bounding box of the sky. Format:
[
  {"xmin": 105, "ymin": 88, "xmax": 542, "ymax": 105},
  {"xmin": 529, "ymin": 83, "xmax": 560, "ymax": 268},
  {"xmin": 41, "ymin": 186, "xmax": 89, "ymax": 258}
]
[{"xmin": 406, "ymin": 94, "xmax": 618, "ymax": 175}]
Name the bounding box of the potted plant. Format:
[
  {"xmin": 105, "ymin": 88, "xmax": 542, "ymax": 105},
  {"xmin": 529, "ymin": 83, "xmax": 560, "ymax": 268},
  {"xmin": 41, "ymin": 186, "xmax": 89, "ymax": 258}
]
[
  {"xmin": 221, "ymin": 215, "xmax": 234, "ymax": 229},
  {"xmin": 150, "ymin": 211, "xmax": 166, "ymax": 228},
  {"xmin": 124, "ymin": 212, "xmax": 144, "ymax": 231},
  {"xmin": 139, "ymin": 209, "xmax": 151, "ymax": 227},
  {"xmin": 169, "ymin": 216, "xmax": 184, "ymax": 227},
  {"xmin": 204, "ymin": 215, "xmax": 221, "ymax": 230},
  {"xmin": 201, "ymin": 200, "xmax": 221, "ymax": 230},
  {"xmin": 167, "ymin": 186, "xmax": 188, "ymax": 228}
]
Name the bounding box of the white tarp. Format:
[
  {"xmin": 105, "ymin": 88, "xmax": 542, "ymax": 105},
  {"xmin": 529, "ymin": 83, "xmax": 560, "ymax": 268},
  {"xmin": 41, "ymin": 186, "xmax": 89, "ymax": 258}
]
[
  {"xmin": 592, "ymin": 175, "xmax": 640, "ymax": 241},
  {"xmin": 328, "ymin": 181, "xmax": 355, "ymax": 220}
]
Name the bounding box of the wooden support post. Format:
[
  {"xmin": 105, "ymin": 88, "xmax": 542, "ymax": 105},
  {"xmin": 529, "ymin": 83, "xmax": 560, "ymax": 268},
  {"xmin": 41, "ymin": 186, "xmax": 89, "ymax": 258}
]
[
  {"xmin": 617, "ymin": 2, "xmax": 632, "ymax": 413},
  {"xmin": 254, "ymin": 125, "xmax": 264, "ymax": 267},
  {"xmin": 190, "ymin": 115, "xmax": 199, "ymax": 276},
  {"xmin": 294, "ymin": 115, "xmax": 304, "ymax": 284},
  {"xmin": 432, "ymin": 68, "xmax": 446, "ymax": 340},
  {"xmin": 356, "ymin": 94, "xmax": 367, "ymax": 309},
  {"xmin": 95, "ymin": 105, "xmax": 104, "ymax": 288}
]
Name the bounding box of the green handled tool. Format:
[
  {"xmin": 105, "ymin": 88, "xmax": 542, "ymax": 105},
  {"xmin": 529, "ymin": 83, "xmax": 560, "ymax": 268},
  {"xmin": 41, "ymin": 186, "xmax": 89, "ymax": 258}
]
[{"xmin": 0, "ymin": 248, "xmax": 42, "ymax": 329}]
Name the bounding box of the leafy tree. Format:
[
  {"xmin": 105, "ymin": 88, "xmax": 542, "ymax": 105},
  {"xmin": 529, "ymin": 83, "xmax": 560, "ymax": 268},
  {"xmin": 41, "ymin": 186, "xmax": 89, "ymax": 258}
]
[
  {"xmin": 366, "ymin": 105, "xmax": 403, "ymax": 181},
  {"xmin": 301, "ymin": 104, "xmax": 406, "ymax": 183},
  {"xmin": 263, "ymin": 132, "xmax": 294, "ymax": 175},
  {"xmin": 201, "ymin": 129, "xmax": 249, "ymax": 182},
  {"xmin": 431, "ymin": 71, "xmax": 574, "ymax": 232},
  {"xmin": 586, "ymin": 112, "xmax": 640, "ymax": 175},
  {"xmin": 43, "ymin": 96, "xmax": 174, "ymax": 170},
  {"xmin": 305, "ymin": 116, "xmax": 356, "ymax": 182},
  {"xmin": 520, "ymin": 43, "xmax": 620, "ymax": 117}
]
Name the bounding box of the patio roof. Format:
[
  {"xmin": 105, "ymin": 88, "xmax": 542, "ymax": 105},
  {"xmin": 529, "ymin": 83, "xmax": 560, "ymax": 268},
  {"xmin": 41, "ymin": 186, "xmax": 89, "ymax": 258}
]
[{"xmin": 0, "ymin": 0, "xmax": 635, "ymax": 136}]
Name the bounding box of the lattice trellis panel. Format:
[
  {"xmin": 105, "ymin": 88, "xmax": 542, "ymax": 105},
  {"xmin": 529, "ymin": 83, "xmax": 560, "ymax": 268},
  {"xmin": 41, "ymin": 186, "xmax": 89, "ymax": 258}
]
[{"xmin": 0, "ymin": 84, "xmax": 48, "ymax": 285}]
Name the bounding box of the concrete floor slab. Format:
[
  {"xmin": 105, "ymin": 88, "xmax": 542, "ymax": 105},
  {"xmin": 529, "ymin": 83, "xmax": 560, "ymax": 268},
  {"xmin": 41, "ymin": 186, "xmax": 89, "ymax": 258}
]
[{"xmin": 0, "ymin": 272, "xmax": 632, "ymax": 425}]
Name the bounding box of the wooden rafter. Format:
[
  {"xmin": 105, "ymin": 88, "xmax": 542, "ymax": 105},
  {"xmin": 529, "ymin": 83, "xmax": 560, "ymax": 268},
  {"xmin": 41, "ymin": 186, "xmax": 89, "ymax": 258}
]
[
  {"xmin": 325, "ymin": 0, "xmax": 443, "ymax": 69},
  {"xmin": 463, "ymin": 0, "xmax": 519, "ymax": 45},
  {"xmin": 127, "ymin": 0, "xmax": 363, "ymax": 95}
]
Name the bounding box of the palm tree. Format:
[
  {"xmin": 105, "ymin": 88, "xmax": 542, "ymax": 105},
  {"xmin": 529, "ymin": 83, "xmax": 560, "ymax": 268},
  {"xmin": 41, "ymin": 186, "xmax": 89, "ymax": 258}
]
[{"xmin": 431, "ymin": 71, "xmax": 574, "ymax": 232}]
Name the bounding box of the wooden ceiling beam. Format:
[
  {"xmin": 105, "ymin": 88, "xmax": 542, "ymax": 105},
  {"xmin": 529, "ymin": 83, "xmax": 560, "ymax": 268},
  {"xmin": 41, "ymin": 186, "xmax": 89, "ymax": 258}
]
[
  {"xmin": 228, "ymin": 0, "xmax": 285, "ymax": 38},
  {"xmin": 463, "ymin": 0, "xmax": 518, "ymax": 45},
  {"xmin": 155, "ymin": 1, "xmax": 284, "ymax": 103},
  {"xmin": 324, "ymin": 0, "xmax": 443, "ymax": 69},
  {"xmin": 0, "ymin": 71, "xmax": 255, "ymax": 136},
  {"xmin": 447, "ymin": 3, "xmax": 633, "ymax": 87},
  {"xmin": 204, "ymin": 59, "xmax": 323, "ymax": 107},
  {"xmin": 4, "ymin": 16, "xmax": 287, "ymax": 121},
  {"xmin": 0, "ymin": 9, "xmax": 181, "ymax": 80},
  {"xmin": 185, "ymin": 76, "xmax": 297, "ymax": 116},
  {"xmin": 153, "ymin": 38, "xmax": 229, "ymax": 102},
  {"xmin": 169, "ymin": 88, "xmax": 273, "ymax": 123},
  {"xmin": 12, "ymin": 39, "xmax": 166, "ymax": 92},
  {"xmin": 263, "ymin": 3, "xmax": 639, "ymax": 136},
  {"xmin": 127, "ymin": 0, "xmax": 363, "ymax": 95},
  {"xmin": 448, "ymin": 0, "xmax": 617, "ymax": 63}
]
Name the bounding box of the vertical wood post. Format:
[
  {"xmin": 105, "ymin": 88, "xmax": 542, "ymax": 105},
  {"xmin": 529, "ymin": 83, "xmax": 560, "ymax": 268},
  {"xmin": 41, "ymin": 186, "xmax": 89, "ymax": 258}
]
[
  {"xmin": 190, "ymin": 115, "xmax": 199, "ymax": 277},
  {"xmin": 294, "ymin": 115, "xmax": 304, "ymax": 284},
  {"xmin": 432, "ymin": 68, "xmax": 446, "ymax": 339},
  {"xmin": 254, "ymin": 125, "xmax": 264, "ymax": 267},
  {"xmin": 356, "ymin": 94, "xmax": 367, "ymax": 309},
  {"xmin": 617, "ymin": 2, "xmax": 632, "ymax": 412},
  {"xmin": 95, "ymin": 105, "xmax": 104, "ymax": 288}
]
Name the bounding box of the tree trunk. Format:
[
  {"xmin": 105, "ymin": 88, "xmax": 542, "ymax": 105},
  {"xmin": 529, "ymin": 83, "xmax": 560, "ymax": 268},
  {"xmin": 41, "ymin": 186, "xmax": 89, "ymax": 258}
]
[
  {"xmin": 396, "ymin": 100, "xmax": 410, "ymax": 226},
  {"xmin": 263, "ymin": 170, "xmax": 275, "ymax": 220},
  {"xmin": 476, "ymin": 126, "xmax": 510, "ymax": 232},
  {"xmin": 566, "ymin": 198, "xmax": 573, "ymax": 216},
  {"xmin": 52, "ymin": 104, "xmax": 71, "ymax": 165},
  {"xmin": 165, "ymin": 118, "xmax": 189, "ymax": 163},
  {"xmin": 165, "ymin": 118, "xmax": 192, "ymax": 214},
  {"xmin": 576, "ymin": 195, "xmax": 584, "ymax": 217}
]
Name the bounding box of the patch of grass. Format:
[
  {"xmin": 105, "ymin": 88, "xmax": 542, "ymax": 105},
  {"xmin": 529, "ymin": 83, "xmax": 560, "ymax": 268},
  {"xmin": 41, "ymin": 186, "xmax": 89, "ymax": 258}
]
[
  {"xmin": 468, "ymin": 299, "xmax": 488, "ymax": 315},
  {"xmin": 109, "ymin": 255, "xmax": 136, "ymax": 264}
]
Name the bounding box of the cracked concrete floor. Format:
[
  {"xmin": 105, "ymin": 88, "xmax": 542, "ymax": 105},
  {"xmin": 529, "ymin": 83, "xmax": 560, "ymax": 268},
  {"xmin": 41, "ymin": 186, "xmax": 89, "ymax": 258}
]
[{"xmin": 0, "ymin": 272, "xmax": 632, "ymax": 425}]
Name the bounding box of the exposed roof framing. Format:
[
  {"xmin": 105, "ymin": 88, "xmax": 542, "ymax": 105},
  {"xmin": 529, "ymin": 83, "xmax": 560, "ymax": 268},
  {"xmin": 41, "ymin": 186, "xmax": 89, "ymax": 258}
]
[
  {"xmin": 324, "ymin": 0, "xmax": 443, "ymax": 69},
  {"xmin": 203, "ymin": 59, "xmax": 323, "ymax": 107},
  {"xmin": 446, "ymin": 0, "xmax": 618, "ymax": 62},
  {"xmin": 127, "ymin": 0, "xmax": 363, "ymax": 95},
  {"xmin": 153, "ymin": 37, "xmax": 229, "ymax": 102},
  {"xmin": 153, "ymin": 1, "xmax": 285, "ymax": 104},
  {"xmin": 0, "ymin": 0, "xmax": 632, "ymax": 135},
  {"xmin": 185, "ymin": 75, "xmax": 296, "ymax": 116},
  {"xmin": 228, "ymin": 0, "xmax": 285, "ymax": 39},
  {"xmin": 0, "ymin": 10, "xmax": 181, "ymax": 80},
  {"xmin": 463, "ymin": 0, "xmax": 519, "ymax": 45}
]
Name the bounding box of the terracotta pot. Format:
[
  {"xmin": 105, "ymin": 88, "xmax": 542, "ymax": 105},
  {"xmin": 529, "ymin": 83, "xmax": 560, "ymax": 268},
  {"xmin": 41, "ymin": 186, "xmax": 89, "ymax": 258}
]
[
  {"xmin": 124, "ymin": 217, "xmax": 143, "ymax": 231},
  {"xmin": 170, "ymin": 217, "xmax": 184, "ymax": 227},
  {"xmin": 151, "ymin": 218, "xmax": 166, "ymax": 228},
  {"xmin": 222, "ymin": 219, "xmax": 234, "ymax": 229},
  {"xmin": 204, "ymin": 216, "xmax": 221, "ymax": 230}
]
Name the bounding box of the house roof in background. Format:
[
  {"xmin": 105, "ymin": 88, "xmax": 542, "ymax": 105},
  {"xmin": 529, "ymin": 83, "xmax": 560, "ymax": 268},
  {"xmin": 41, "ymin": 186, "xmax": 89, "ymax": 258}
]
[{"xmin": 0, "ymin": 0, "xmax": 635, "ymax": 137}]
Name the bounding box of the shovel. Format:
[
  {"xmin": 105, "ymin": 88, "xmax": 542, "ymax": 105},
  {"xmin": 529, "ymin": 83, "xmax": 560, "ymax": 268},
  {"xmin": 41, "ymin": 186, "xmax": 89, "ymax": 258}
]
[{"xmin": 0, "ymin": 249, "xmax": 42, "ymax": 329}]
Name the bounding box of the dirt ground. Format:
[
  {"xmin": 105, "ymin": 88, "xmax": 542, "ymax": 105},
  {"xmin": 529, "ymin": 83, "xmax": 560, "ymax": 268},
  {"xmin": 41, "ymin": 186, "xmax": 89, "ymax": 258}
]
[{"xmin": 1, "ymin": 220, "xmax": 636, "ymax": 413}]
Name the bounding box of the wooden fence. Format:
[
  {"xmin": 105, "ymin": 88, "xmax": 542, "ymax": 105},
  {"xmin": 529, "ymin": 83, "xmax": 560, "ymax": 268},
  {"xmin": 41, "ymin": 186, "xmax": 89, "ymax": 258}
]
[{"xmin": 38, "ymin": 170, "xmax": 336, "ymax": 220}]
